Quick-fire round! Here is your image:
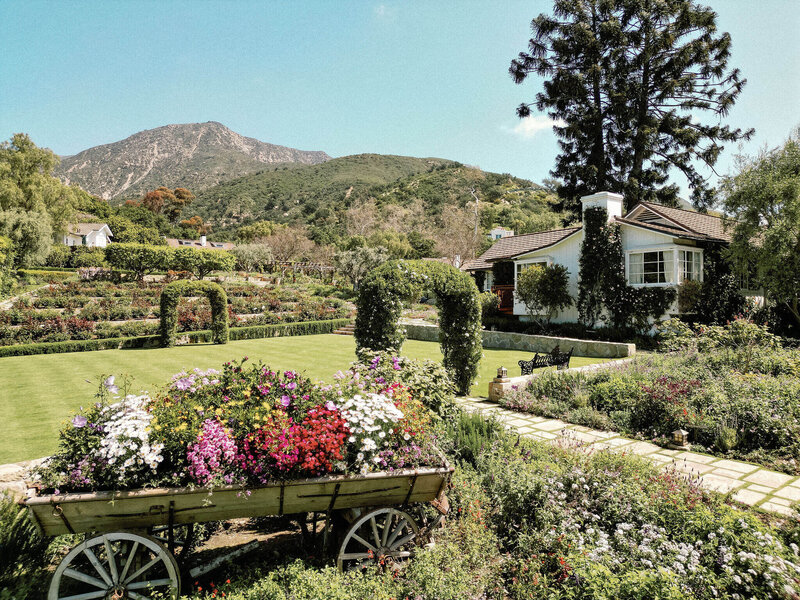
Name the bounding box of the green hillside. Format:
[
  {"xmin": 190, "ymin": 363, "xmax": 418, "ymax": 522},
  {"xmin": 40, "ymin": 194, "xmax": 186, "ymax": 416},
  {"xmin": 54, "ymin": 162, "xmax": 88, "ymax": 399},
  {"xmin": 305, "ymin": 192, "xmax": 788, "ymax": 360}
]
[
  {"xmin": 192, "ymin": 154, "xmax": 560, "ymax": 242},
  {"xmin": 192, "ymin": 154, "xmax": 456, "ymax": 227}
]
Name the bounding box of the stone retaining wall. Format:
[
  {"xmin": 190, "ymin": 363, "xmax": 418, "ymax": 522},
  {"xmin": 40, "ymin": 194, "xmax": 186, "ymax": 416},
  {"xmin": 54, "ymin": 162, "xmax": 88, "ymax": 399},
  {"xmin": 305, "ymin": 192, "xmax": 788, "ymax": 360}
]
[
  {"xmin": 404, "ymin": 324, "xmax": 635, "ymax": 358},
  {"xmin": 487, "ymin": 358, "xmax": 634, "ymax": 401}
]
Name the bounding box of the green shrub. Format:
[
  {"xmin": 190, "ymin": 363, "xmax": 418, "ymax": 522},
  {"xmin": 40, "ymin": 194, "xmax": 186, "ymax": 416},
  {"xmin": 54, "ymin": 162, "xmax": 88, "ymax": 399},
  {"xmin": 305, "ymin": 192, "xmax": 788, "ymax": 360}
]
[
  {"xmin": 479, "ymin": 290, "xmax": 499, "ymax": 323},
  {"xmin": 444, "ymin": 410, "xmax": 504, "ymax": 467},
  {"xmin": 105, "ymin": 243, "xmax": 172, "ymax": 280},
  {"xmin": 69, "ymin": 245, "xmax": 106, "ymax": 268},
  {"xmin": 43, "ymin": 244, "xmax": 70, "ymax": 268},
  {"xmin": 0, "ymin": 320, "xmax": 351, "ymax": 358},
  {"xmin": 171, "ymin": 246, "xmax": 235, "ymax": 279},
  {"xmin": 0, "ymin": 494, "xmax": 50, "ymax": 593},
  {"xmin": 160, "ymin": 280, "xmax": 228, "ymax": 346},
  {"xmin": 515, "ymin": 263, "xmax": 572, "ymax": 327}
]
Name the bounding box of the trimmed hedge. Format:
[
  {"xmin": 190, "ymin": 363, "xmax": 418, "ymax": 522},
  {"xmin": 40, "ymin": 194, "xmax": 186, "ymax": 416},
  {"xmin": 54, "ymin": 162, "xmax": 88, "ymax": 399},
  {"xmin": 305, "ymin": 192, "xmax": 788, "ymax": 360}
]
[
  {"xmin": 0, "ymin": 319, "xmax": 352, "ymax": 358},
  {"xmin": 160, "ymin": 280, "xmax": 228, "ymax": 347},
  {"xmin": 355, "ymin": 259, "xmax": 482, "ymax": 395},
  {"xmin": 17, "ymin": 269, "xmax": 76, "ymax": 280}
]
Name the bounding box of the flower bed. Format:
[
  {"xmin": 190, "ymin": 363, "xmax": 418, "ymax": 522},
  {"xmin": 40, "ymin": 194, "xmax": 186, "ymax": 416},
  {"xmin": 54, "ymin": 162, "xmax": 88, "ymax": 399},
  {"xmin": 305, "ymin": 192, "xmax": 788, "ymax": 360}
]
[
  {"xmin": 34, "ymin": 353, "xmax": 451, "ymax": 493},
  {"xmin": 0, "ymin": 279, "xmax": 353, "ymax": 346},
  {"xmin": 500, "ymin": 319, "xmax": 800, "ymax": 474}
]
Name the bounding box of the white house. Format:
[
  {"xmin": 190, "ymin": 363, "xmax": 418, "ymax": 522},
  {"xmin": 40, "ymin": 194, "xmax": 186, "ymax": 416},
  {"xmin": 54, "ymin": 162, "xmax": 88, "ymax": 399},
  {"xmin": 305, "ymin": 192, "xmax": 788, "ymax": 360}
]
[
  {"xmin": 463, "ymin": 191, "xmax": 737, "ymax": 322},
  {"xmin": 164, "ymin": 235, "xmax": 235, "ymax": 251},
  {"xmin": 63, "ymin": 223, "xmax": 113, "ymax": 248},
  {"xmin": 487, "ymin": 226, "xmax": 515, "ymax": 241}
]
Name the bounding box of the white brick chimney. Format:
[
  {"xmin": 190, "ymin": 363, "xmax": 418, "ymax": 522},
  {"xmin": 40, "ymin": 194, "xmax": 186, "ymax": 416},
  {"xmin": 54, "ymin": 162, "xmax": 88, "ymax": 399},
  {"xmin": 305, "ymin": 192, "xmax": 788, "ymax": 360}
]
[{"xmin": 580, "ymin": 191, "xmax": 624, "ymax": 223}]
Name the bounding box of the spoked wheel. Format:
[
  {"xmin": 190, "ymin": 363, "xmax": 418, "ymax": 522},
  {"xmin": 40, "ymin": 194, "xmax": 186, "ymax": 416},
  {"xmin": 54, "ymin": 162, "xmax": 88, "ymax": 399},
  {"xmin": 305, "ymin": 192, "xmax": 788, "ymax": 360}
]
[
  {"xmin": 48, "ymin": 532, "xmax": 180, "ymax": 600},
  {"xmin": 337, "ymin": 507, "xmax": 419, "ymax": 571}
]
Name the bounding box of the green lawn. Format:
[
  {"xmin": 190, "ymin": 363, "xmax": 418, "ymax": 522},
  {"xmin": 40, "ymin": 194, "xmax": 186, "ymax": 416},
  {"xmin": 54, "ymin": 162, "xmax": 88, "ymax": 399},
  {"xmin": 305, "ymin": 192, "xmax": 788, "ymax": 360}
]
[{"xmin": 0, "ymin": 334, "xmax": 613, "ymax": 463}]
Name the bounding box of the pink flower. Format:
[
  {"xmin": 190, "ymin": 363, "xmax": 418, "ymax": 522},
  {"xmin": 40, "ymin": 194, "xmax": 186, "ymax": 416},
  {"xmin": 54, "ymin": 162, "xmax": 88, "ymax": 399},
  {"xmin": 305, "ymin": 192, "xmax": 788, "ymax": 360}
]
[{"xmin": 280, "ymin": 395, "xmax": 291, "ymax": 407}]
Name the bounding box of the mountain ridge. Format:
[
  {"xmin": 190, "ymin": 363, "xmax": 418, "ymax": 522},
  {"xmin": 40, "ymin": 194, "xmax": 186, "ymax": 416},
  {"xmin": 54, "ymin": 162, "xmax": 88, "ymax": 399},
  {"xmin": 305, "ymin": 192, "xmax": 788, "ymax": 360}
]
[{"xmin": 56, "ymin": 121, "xmax": 330, "ymax": 200}]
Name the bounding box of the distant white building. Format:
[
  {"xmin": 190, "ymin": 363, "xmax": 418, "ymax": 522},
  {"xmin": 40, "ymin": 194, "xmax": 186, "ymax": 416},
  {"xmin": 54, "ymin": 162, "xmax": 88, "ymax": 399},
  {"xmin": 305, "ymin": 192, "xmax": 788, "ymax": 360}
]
[
  {"xmin": 165, "ymin": 235, "xmax": 234, "ymax": 251},
  {"xmin": 488, "ymin": 226, "xmax": 514, "ymax": 240},
  {"xmin": 63, "ymin": 223, "xmax": 113, "ymax": 248}
]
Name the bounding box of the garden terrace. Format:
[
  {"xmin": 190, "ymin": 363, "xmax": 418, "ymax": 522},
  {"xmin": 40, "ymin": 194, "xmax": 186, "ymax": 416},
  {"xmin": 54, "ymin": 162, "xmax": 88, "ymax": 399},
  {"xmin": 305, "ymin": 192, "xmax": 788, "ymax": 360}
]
[{"xmin": 0, "ymin": 278, "xmax": 354, "ymax": 347}]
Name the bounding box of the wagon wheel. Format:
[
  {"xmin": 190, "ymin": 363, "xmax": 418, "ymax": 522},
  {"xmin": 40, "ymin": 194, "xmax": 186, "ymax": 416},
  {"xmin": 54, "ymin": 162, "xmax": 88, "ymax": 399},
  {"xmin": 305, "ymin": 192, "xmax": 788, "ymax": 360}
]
[
  {"xmin": 337, "ymin": 507, "xmax": 419, "ymax": 571},
  {"xmin": 48, "ymin": 532, "xmax": 180, "ymax": 600}
]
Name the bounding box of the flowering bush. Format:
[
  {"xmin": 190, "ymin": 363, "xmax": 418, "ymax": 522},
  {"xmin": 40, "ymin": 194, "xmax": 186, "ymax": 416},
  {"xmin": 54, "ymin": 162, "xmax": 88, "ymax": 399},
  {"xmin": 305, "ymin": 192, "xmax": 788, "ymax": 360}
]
[
  {"xmin": 500, "ymin": 344, "xmax": 800, "ymax": 474},
  {"xmin": 35, "ymin": 357, "xmax": 445, "ymax": 493}
]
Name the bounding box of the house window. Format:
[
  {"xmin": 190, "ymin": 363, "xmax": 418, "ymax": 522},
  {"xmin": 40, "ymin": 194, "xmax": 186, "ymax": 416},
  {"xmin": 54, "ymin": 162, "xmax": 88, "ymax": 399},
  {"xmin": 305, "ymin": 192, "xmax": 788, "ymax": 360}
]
[
  {"xmin": 628, "ymin": 250, "xmax": 674, "ymax": 284},
  {"xmin": 679, "ymin": 250, "xmax": 702, "ymax": 282},
  {"xmin": 515, "ymin": 261, "xmax": 546, "ymax": 278}
]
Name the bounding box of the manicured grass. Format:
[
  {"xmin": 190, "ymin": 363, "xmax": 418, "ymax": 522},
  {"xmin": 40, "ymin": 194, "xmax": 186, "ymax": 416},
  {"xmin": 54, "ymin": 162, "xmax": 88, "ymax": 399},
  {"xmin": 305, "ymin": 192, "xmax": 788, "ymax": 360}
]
[{"xmin": 0, "ymin": 334, "xmax": 614, "ymax": 463}]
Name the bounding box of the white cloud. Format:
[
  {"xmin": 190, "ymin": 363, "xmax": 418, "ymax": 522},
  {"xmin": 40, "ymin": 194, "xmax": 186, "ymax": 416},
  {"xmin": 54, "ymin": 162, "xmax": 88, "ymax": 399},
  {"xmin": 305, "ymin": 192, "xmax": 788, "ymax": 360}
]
[
  {"xmin": 374, "ymin": 4, "xmax": 397, "ymax": 20},
  {"xmin": 509, "ymin": 115, "xmax": 565, "ymax": 139}
]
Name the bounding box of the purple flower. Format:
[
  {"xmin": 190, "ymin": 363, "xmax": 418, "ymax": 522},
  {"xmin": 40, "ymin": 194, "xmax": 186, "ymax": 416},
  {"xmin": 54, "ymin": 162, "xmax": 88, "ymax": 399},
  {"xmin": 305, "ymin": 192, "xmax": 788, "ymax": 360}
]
[
  {"xmin": 175, "ymin": 378, "xmax": 193, "ymax": 391},
  {"xmin": 391, "ymin": 357, "xmax": 401, "ymax": 371},
  {"xmin": 103, "ymin": 375, "xmax": 119, "ymax": 395},
  {"xmin": 72, "ymin": 415, "xmax": 87, "ymax": 428},
  {"xmin": 280, "ymin": 395, "xmax": 291, "ymax": 407},
  {"xmin": 287, "ymin": 381, "xmax": 297, "ymax": 391}
]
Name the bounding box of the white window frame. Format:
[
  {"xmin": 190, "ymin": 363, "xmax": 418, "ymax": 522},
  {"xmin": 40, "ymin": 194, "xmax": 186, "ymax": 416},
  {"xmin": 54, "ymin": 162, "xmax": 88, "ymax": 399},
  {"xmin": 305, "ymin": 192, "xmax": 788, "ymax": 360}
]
[
  {"xmin": 625, "ymin": 245, "xmax": 703, "ymax": 287},
  {"xmin": 678, "ymin": 249, "xmax": 704, "ymax": 284}
]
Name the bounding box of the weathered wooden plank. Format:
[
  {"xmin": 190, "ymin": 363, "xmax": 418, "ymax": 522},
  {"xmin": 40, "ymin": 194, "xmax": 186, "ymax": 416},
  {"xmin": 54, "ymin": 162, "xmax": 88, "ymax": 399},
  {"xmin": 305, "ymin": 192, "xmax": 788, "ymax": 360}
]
[{"xmin": 27, "ymin": 466, "xmax": 453, "ymax": 536}]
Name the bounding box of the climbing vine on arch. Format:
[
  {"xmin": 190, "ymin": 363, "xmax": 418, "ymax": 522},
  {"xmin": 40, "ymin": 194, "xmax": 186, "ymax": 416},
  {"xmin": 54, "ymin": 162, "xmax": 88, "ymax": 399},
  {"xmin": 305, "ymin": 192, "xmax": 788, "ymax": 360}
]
[
  {"xmin": 160, "ymin": 280, "xmax": 229, "ymax": 347},
  {"xmin": 355, "ymin": 260, "xmax": 482, "ymax": 395}
]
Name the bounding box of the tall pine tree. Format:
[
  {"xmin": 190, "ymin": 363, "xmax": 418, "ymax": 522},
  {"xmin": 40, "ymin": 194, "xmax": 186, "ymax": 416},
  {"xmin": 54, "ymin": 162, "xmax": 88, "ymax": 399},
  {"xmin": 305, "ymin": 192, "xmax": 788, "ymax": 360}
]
[{"xmin": 511, "ymin": 0, "xmax": 752, "ymax": 212}]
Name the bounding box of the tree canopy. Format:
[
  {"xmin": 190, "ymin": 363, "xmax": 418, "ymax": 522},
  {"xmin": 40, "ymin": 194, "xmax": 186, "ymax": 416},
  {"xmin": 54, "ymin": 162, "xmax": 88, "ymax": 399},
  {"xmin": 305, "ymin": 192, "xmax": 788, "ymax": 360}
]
[
  {"xmin": 721, "ymin": 132, "xmax": 800, "ymax": 327},
  {"xmin": 0, "ymin": 133, "xmax": 87, "ymax": 264},
  {"xmin": 511, "ymin": 0, "xmax": 752, "ymax": 211}
]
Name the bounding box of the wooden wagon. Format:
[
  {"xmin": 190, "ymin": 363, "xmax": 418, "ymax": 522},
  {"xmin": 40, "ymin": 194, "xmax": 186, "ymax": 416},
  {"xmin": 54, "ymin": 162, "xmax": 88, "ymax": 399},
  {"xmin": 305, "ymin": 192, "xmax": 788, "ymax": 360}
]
[{"xmin": 25, "ymin": 462, "xmax": 453, "ymax": 599}]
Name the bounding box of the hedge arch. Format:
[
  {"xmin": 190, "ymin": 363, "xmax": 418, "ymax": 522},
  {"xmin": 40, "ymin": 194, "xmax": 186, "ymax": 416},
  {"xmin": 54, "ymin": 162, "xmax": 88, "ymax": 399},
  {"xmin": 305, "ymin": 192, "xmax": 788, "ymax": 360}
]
[
  {"xmin": 355, "ymin": 260, "xmax": 482, "ymax": 395},
  {"xmin": 160, "ymin": 280, "xmax": 229, "ymax": 347}
]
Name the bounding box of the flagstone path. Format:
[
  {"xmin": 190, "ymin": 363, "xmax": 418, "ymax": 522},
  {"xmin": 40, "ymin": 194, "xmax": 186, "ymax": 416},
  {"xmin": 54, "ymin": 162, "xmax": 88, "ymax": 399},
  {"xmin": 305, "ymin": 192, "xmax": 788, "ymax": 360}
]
[{"xmin": 457, "ymin": 397, "xmax": 800, "ymax": 518}]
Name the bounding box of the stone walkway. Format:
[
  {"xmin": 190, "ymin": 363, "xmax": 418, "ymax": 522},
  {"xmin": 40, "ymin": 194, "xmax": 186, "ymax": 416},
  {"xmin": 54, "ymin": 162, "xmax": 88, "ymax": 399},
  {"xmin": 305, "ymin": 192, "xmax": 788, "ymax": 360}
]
[{"xmin": 457, "ymin": 397, "xmax": 800, "ymax": 517}]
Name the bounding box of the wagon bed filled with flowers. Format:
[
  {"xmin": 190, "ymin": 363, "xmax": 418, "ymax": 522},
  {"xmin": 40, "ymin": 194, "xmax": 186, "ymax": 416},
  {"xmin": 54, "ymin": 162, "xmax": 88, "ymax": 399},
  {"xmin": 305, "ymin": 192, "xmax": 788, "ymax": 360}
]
[{"xmin": 25, "ymin": 355, "xmax": 454, "ymax": 599}]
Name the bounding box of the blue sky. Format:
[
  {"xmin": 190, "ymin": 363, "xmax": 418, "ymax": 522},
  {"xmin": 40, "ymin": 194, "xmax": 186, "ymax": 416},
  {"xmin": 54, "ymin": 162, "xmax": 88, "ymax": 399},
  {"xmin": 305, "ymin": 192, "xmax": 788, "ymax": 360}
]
[{"xmin": 0, "ymin": 0, "xmax": 797, "ymax": 195}]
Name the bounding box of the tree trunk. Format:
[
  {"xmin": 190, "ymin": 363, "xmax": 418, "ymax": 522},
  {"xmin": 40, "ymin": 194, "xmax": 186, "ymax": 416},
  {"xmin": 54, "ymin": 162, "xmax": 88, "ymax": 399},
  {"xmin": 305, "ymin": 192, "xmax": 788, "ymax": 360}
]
[
  {"xmin": 629, "ymin": 28, "xmax": 652, "ymax": 208},
  {"xmin": 590, "ymin": 7, "xmax": 607, "ymax": 190}
]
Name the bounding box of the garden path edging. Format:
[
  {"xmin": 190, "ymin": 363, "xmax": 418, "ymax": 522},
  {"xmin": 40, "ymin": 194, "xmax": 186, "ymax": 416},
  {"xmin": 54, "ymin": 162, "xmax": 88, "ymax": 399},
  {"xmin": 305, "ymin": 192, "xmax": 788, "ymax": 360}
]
[
  {"xmin": 456, "ymin": 397, "xmax": 800, "ymax": 518},
  {"xmin": 404, "ymin": 323, "xmax": 634, "ymax": 359}
]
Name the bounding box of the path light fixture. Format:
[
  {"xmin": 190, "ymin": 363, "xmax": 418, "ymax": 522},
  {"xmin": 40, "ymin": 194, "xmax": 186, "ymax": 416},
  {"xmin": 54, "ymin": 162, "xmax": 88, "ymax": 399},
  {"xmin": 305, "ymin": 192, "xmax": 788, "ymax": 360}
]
[
  {"xmin": 496, "ymin": 366, "xmax": 508, "ymax": 380},
  {"xmin": 669, "ymin": 428, "xmax": 691, "ymax": 450}
]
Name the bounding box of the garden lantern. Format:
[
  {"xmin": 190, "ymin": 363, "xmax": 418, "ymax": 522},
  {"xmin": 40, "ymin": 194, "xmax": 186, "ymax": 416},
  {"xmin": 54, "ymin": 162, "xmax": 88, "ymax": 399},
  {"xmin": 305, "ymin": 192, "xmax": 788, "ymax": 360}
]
[
  {"xmin": 496, "ymin": 366, "xmax": 508, "ymax": 380},
  {"xmin": 669, "ymin": 428, "xmax": 690, "ymax": 450}
]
